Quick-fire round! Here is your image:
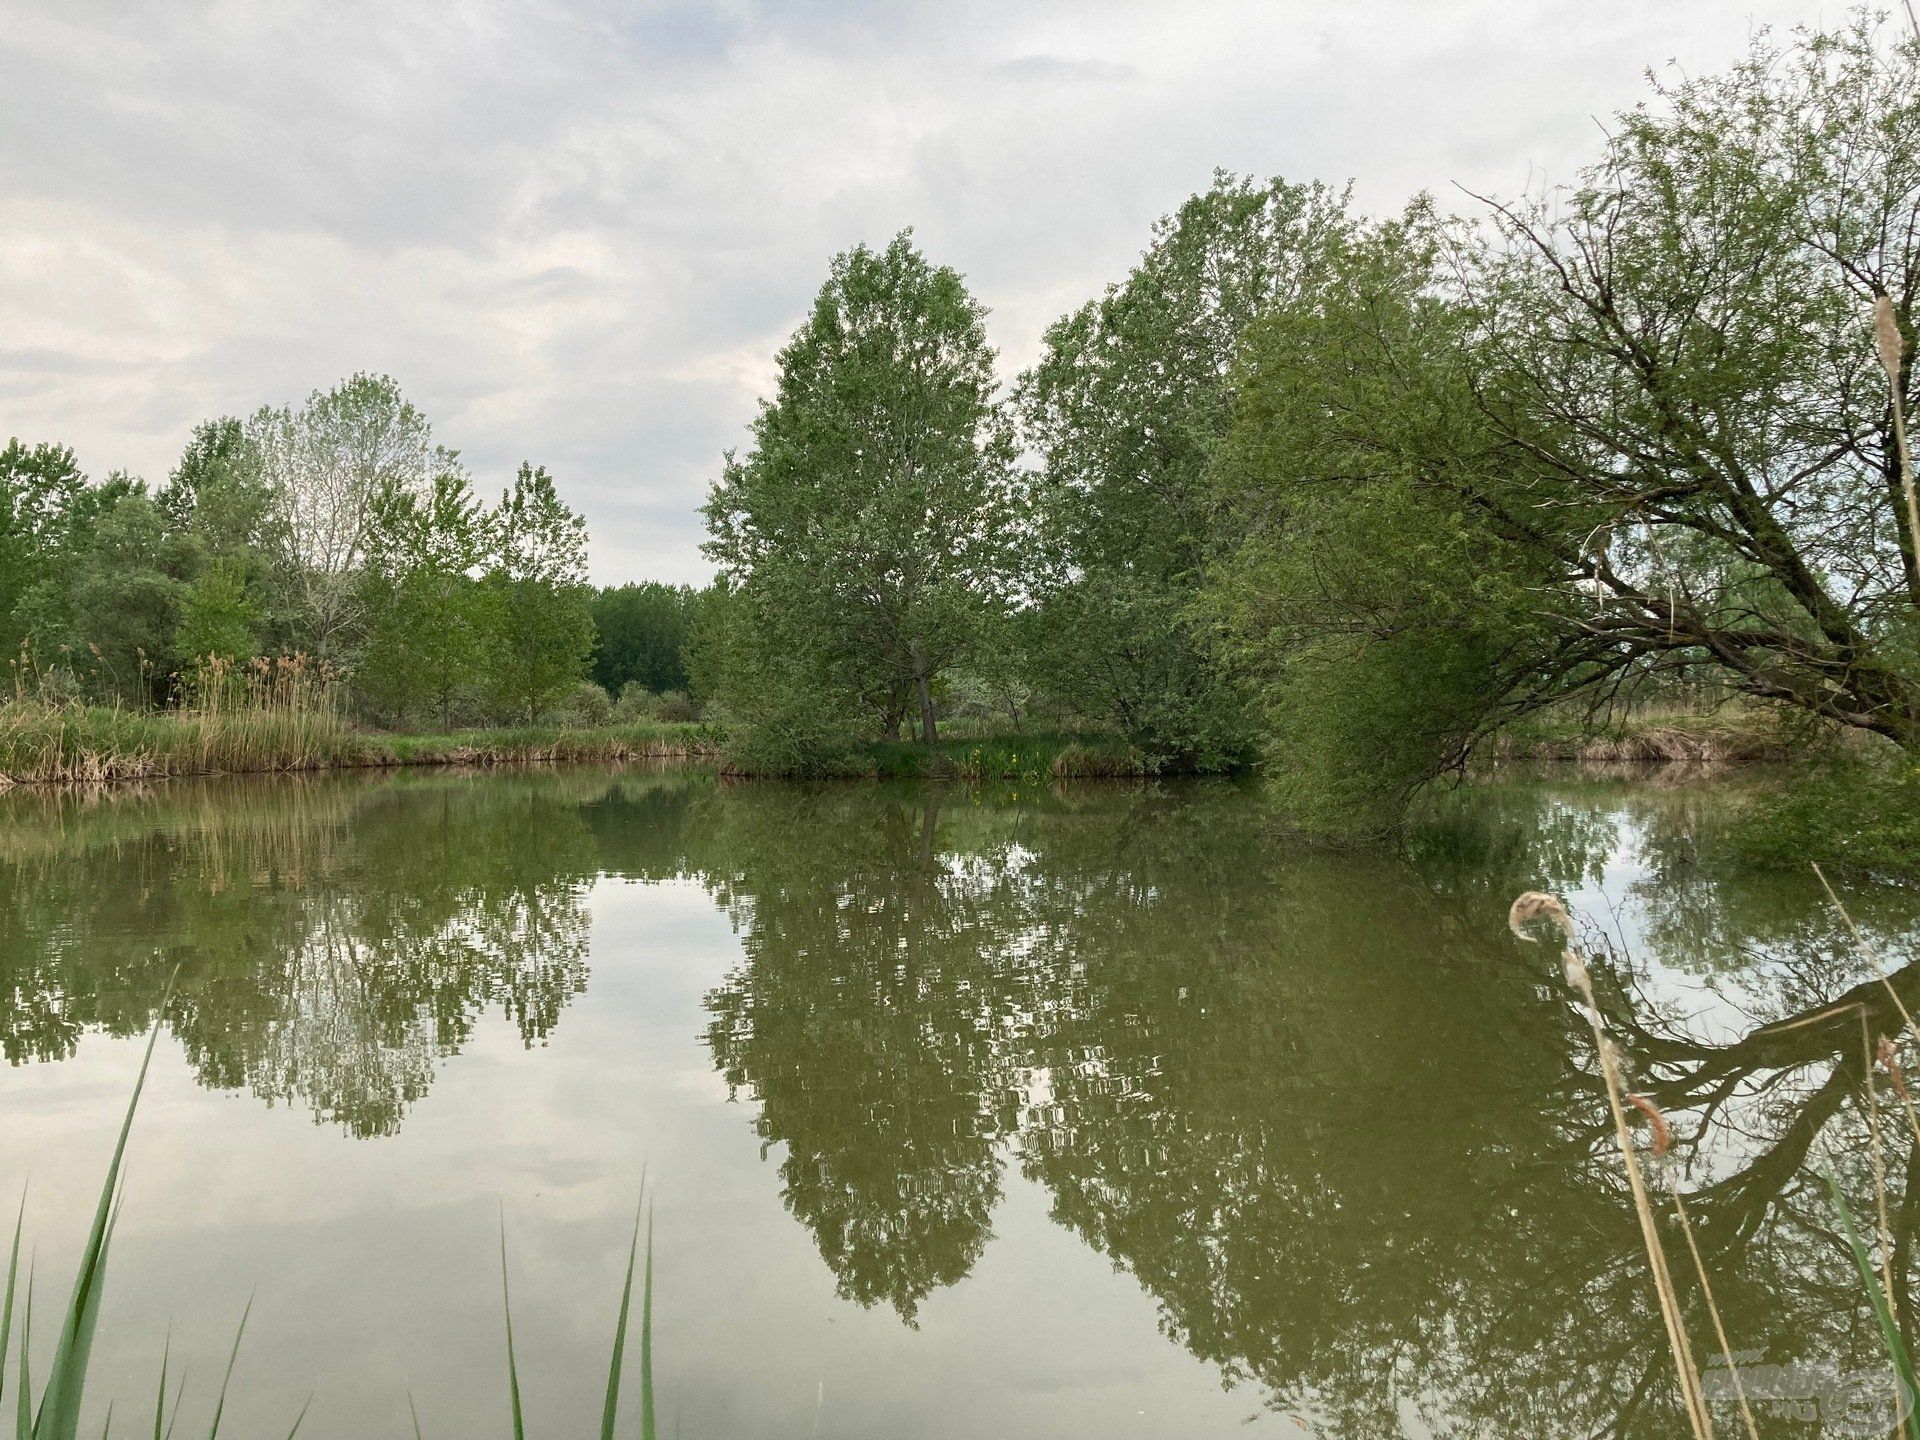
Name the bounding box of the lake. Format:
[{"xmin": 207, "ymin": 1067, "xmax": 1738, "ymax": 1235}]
[{"xmin": 2, "ymin": 765, "xmax": 1914, "ymax": 1438}]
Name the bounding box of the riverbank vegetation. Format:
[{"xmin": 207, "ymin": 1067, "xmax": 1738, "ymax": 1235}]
[
  {"xmin": 696, "ymin": 12, "xmax": 1920, "ymax": 822},
  {"xmin": 6, "ymin": 12, "xmax": 1917, "ymax": 833},
  {"xmin": 0, "ymin": 688, "xmax": 709, "ymax": 785}
]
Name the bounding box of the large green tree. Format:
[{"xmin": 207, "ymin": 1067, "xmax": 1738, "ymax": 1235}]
[
  {"xmin": 359, "ymin": 468, "xmax": 491, "ymax": 728},
  {"xmin": 702, "ymin": 231, "xmax": 1022, "ymax": 756},
  {"xmin": 0, "ymin": 439, "xmax": 89, "ymax": 664},
  {"xmin": 1210, "ymin": 16, "xmax": 1920, "ymax": 824},
  {"xmin": 159, "ymin": 416, "xmax": 273, "ymax": 655},
  {"xmin": 1017, "ymin": 174, "xmax": 1349, "ymax": 770},
  {"xmin": 247, "ymin": 374, "xmax": 444, "ymax": 662},
  {"xmin": 67, "ymin": 489, "xmax": 206, "ymax": 703},
  {"xmin": 485, "ymin": 463, "xmax": 594, "ymax": 725}
]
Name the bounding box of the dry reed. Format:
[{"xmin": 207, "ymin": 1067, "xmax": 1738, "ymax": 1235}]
[{"xmin": 1510, "ymin": 891, "xmax": 1717, "ymax": 1440}]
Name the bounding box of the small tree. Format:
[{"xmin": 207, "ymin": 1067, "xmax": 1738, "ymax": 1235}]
[
  {"xmin": 484, "ymin": 463, "xmax": 594, "ymax": 725},
  {"xmin": 175, "ymin": 558, "xmax": 258, "ymax": 668},
  {"xmin": 359, "ymin": 468, "xmax": 491, "ymax": 728},
  {"xmin": 702, "ymin": 231, "xmax": 1022, "ymax": 753},
  {"xmin": 0, "ymin": 439, "xmax": 89, "ymax": 660},
  {"xmin": 67, "ymin": 490, "xmax": 204, "ymax": 704},
  {"xmin": 248, "ymin": 374, "xmax": 445, "ymax": 662}
]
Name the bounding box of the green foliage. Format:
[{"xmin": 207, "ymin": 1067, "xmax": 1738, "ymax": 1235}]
[
  {"xmin": 1441, "ymin": 17, "xmax": 1920, "ymax": 739},
  {"xmin": 590, "ymin": 582, "xmax": 700, "ymax": 696},
  {"xmin": 561, "ymin": 680, "xmax": 614, "ymax": 727},
  {"xmin": 702, "ymin": 231, "xmax": 1023, "ymax": 762},
  {"xmin": 176, "ymin": 560, "xmax": 259, "ymax": 666},
  {"xmin": 246, "ymin": 373, "xmax": 447, "ymax": 663},
  {"xmin": 700, "ymin": 591, "xmax": 870, "ymax": 777},
  {"xmin": 484, "ymin": 464, "xmax": 595, "ymax": 726},
  {"xmin": 357, "ymin": 469, "xmax": 490, "ymax": 729},
  {"xmin": 0, "ymin": 440, "xmax": 89, "ymax": 661},
  {"xmin": 1017, "ymin": 173, "xmax": 1347, "ymax": 768},
  {"xmin": 1205, "ymin": 212, "xmax": 1566, "ymax": 829},
  {"xmin": 1199, "ymin": 17, "xmax": 1920, "ymax": 824},
  {"xmin": 66, "ymin": 492, "xmax": 207, "ymax": 703},
  {"xmin": 1727, "ymin": 752, "xmax": 1920, "ymax": 880},
  {"xmin": 1023, "ymin": 575, "xmax": 1256, "ymax": 773}
]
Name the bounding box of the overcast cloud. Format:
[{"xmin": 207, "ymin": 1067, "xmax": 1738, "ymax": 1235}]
[{"xmin": 0, "ymin": 0, "xmax": 1844, "ymax": 582}]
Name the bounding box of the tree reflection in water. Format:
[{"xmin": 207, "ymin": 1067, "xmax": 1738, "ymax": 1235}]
[
  {"xmin": 4, "ymin": 769, "xmax": 1918, "ymax": 1435},
  {"xmin": 0, "ymin": 772, "xmax": 604, "ymax": 1136},
  {"xmin": 700, "ymin": 780, "xmax": 1920, "ymax": 1439}
]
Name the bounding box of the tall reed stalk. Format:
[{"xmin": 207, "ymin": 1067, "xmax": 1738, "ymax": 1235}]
[{"xmin": 1510, "ymin": 892, "xmax": 1716, "ymax": 1439}]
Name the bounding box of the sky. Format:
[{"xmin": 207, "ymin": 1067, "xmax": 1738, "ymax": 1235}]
[{"xmin": 0, "ymin": 0, "xmax": 1849, "ymax": 584}]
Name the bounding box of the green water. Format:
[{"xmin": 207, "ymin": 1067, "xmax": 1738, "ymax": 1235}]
[{"xmin": 1, "ymin": 766, "xmax": 1915, "ymax": 1438}]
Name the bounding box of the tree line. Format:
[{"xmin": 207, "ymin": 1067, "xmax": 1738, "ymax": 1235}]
[
  {"xmin": 0, "ymin": 374, "xmax": 641, "ymax": 727},
  {"xmin": 10, "ymin": 15, "xmax": 1916, "ymax": 822},
  {"xmin": 700, "ymin": 14, "xmax": 1920, "ymax": 821}
]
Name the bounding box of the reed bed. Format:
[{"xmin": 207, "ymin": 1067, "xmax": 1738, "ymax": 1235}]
[{"xmin": 0, "ymin": 706, "xmax": 713, "ymax": 787}]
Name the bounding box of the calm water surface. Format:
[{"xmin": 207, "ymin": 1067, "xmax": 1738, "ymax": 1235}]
[{"xmin": 2, "ymin": 766, "xmax": 1915, "ymax": 1438}]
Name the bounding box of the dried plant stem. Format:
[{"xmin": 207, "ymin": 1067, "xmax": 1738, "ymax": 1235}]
[
  {"xmin": 1591, "ymin": 1007, "xmax": 1715, "ymax": 1438},
  {"xmin": 1866, "ymin": 1014, "xmax": 1911, "ymax": 1425},
  {"xmin": 1669, "ymin": 1186, "xmax": 1760, "ymax": 1440},
  {"xmin": 1867, "ymin": 1015, "xmax": 1902, "ymax": 1311},
  {"xmin": 1512, "ymin": 893, "xmax": 1716, "ymax": 1440},
  {"xmin": 1574, "ymin": 963, "xmax": 1712, "ymax": 1428}
]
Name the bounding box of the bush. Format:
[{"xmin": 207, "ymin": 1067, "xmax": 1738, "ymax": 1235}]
[
  {"xmin": 1728, "ymin": 752, "xmax": 1920, "ymax": 881},
  {"xmin": 653, "ymin": 689, "xmax": 699, "ymax": 723},
  {"xmin": 614, "ymin": 680, "xmax": 658, "ymax": 723},
  {"xmin": 560, "ymin": 680, "xmax": 613, "ymax": 727}
]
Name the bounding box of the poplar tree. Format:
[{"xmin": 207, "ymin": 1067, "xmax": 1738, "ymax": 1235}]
[{"xmin": 702, "ymin": 232, "xmax": 1021, "ymax": 758}]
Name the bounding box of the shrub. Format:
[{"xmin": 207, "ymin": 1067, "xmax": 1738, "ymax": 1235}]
[
  {"xmin": 614, "ymin": 680, "xmax": 659, "ymax": 722},
  {"xmin": 561, "ymin": 679, "xmax": 613, "ymax": 727},
  {"xmin": 653, "ymin": 689, "xmax": 699, "ymax": 723},
  {"xmin": 1728, "ymin": 752, "xmax": 1920, "ymax": 881}
]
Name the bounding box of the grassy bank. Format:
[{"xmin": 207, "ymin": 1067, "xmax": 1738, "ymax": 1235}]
[
  {"xmin": 0, "ymin": 703, "xmax": 714, "ymax": 786},
  {"xmin": 1486, "ymin": 703, "xmax": 1814, "ymax": 765}
]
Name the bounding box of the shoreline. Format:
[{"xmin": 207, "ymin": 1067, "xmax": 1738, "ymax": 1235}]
[{"xmin": 0, "ymin": 703, "xmax": 1821, "ymax": 790}]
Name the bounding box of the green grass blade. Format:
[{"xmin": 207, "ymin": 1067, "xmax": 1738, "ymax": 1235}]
[
  {"xmin": 98, "ymin": 1399, "xmax": 112, "ymax": 1439},
  {"xmin": 19, "ymin": 1269, "xmax": 34, "ymax": 1440},
  {"xmin": 1823, "ymin": 1170, "xmax": 1920, "ymax": 1440},
  {"xmin": 203, "ymin": 1293, "xmax": 252, "ymax": 1440},
  {"xmin": 160, "ymin": 1365, "xmax": 186, "ymax": 1440},
  {"xmin": 150, "ymin": 1329, "xmax": 170, "ymax": 1440},
  {"xmin": 0, "ymin": 1187, "xmax": 23, "ymax": 1414},
  {"xmin": 406, "ymin": 1392, "xmax": 425, "ymax": 1440},
  {"xmin": 599, "ymin": 1196, "xmax": 644, "ymax": 1440},
  {"xmin": 640, "ymin": 1205, "xmax": 655, "ymax": 1440},
  {"xmin": 498, "ymin": 1218, "xmax": 524, "ymax": 1440},
  {"xmin": 280, "ymin": 1395, "xmax": 311, "ymax": 1440},
  {"xmin": 38, "ymin": 990, "xmax": 172, "ymax": 1440}
]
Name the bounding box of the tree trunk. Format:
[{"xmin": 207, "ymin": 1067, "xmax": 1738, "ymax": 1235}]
[{"xmin": 915, "ymin": 668, "xmax": 937, "ymax": 745}]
